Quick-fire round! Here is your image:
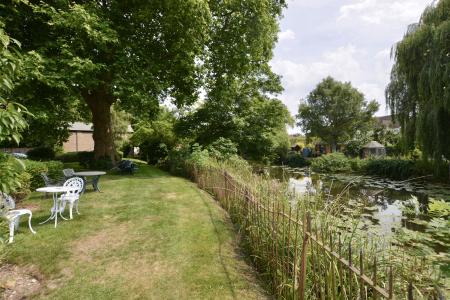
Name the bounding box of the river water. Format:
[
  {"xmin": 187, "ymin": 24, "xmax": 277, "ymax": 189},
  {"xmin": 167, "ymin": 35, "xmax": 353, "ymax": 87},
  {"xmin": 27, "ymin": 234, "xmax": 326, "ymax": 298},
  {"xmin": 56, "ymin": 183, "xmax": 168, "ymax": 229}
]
[{"xmin": 267, "ymin": 166, "xmax": 450, "ymax": 253}]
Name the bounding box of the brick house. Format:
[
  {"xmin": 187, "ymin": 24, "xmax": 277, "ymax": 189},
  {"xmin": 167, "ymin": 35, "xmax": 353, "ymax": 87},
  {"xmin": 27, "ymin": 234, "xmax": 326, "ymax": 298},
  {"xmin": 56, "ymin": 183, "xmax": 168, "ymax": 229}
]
[{"xmin": 63, "ymin": 122, "xmax": 133, "ymax": 152}]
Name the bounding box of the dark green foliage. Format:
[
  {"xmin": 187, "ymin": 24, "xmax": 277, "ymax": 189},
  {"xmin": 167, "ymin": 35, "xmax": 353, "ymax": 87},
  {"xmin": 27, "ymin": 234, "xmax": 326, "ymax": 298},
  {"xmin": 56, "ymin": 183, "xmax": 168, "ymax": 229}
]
[
  {"xmin": 363, "ymin": 158, "xmax": 416, "ymax": 180},
  {"xmin": 386, "ymin": 0, "xmax": 450, "ymax": 162},
  {"xmin": 10, "ymin": 171, "xmax": 31, "ymax": 201},
  {"xmin": 310, "ymin": 153, "xmax": 352, "ymax": 173},
  {"xmin": 0, "ymin": 21, "xmax": 31, "ymax": 193},
  {"xmin": 25, "ymin": 160, "xmax": 64, "ymax": 189},
  {"xmin": 281, "ymin": 152, "xmax": 310, "ymax": 168},
  {"xmin": 56, "ymin": 151, "xmax": 93, "ymax": 167},
  {"xmin": 26, "ymin": 146, "xmax": 55, "ymax": 161},
  {"xmin": 206, "ymin": 138, "xmax": 238, "ymax": 161},
  {"xmin": 298, "ymin": 77, "xmax": 379, "ymax": 150},
  {"xmin": 164, "ymin": 142, "xmax": 194, "ymax": 176},
  {"xmin": 131, "ymin": 110, "xmax": 177, "ymax": 165},
  {"xmin": 55, "ymin": 151, "xmax": 113, "ymax": 169}
]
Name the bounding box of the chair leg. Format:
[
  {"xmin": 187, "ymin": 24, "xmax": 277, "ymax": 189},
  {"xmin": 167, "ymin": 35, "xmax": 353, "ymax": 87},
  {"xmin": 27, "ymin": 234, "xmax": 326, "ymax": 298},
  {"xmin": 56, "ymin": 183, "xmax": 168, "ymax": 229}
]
[
  {"xmin": 14, "ymin": 216, "xmax": 20, "ymax": 230},
  {"xmin": 69, "ymin": 202, "xmax": 74, "ymax": 220},
  {"xmin": 75, "ymin": 200, "xmax": 80, "ymax": 215},
  {"xmin": 27, "ymin": 212, "xmax": 36, "ymax": 234},
  {"xmin": 9, "ymin": 221, "xmax": 15, "ymax": 243}
]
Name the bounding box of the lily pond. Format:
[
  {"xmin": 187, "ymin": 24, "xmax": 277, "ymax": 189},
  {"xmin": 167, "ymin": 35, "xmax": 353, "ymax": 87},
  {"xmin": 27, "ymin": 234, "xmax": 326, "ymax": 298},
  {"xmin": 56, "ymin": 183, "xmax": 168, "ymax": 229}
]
[{"xmin": 267, "ymin": 166, "xmax": 449, "ymax": 272}]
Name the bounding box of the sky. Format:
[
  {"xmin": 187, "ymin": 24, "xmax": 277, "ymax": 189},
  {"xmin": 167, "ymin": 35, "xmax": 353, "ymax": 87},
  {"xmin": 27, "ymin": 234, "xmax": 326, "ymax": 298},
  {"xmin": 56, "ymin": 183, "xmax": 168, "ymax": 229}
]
[{"xmin": 270, "ymin": 0, "xmax": 434, "ymax": 133}]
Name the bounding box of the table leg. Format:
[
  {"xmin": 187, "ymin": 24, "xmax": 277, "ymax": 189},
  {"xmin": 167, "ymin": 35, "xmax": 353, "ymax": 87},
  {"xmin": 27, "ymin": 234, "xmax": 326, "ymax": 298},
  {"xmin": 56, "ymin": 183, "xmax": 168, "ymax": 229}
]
[
  {"xmin": 81, "ymin": 177, "xmax": 87, "ymax": 194},
  {"xmin": 39, "ymin": 192, "xmax": 58, "ymax": 225},
  {"xmin": 92, "ymin": 175, "xmax": 101, "ymax": 192},
  {"xmin": 54, "ymin": 192, "xmax": 58, "ymax": 228}
]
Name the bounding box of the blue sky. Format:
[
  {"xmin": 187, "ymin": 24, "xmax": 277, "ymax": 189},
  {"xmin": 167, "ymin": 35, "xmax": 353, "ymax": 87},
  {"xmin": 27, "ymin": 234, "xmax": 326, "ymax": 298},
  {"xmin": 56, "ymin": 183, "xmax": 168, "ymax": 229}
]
[{"xmin": 270, "ymin": 0, "xmax": 434, "ymax": 133}]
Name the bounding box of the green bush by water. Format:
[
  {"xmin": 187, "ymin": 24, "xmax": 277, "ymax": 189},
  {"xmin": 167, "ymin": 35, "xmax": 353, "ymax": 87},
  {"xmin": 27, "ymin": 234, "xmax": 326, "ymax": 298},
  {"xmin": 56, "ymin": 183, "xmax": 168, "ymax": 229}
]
[
  {"xmin": 310, "ymin": 153, "xmax": 449, "ymax": 181},
  {"xmin": 311, "ymin": 152, "xmax": 352, "ymax": 172},
  {"xmin": 281, "ymin": 152, "xmax": 310, "ymax": 168}
]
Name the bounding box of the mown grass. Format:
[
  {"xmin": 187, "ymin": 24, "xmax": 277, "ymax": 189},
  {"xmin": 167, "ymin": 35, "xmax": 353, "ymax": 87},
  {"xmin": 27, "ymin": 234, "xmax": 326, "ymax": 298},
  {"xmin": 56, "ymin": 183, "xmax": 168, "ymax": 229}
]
[{"xmin": 6, "ymin": 165, "xmax": 268, "ymax": 299}]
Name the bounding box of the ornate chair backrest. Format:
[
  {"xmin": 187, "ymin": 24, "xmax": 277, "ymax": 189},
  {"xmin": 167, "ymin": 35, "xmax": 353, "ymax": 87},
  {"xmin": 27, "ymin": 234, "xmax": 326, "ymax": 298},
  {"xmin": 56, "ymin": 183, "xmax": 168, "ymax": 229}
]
[
  {"xmin": 63, "ymin": 169, "xmax": 75, "ymax": 178},
  {"xmin": 62, "ymin": 177, "xmax": 84, "ymax": 196},
  {"xmin": 40, "ymin": 173, "xmax": 52, "ymax": 186},
  {"xmin": 0, "ymin": 192, "xmax": 15, "ymax": 215}
]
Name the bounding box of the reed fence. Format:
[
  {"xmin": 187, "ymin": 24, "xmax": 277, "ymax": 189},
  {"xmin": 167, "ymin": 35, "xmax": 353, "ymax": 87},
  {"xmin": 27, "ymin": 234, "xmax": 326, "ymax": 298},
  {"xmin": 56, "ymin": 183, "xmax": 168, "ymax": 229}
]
[{"xmin": 189, "ymin": 164, "xmax": 419, "ymax": 300}]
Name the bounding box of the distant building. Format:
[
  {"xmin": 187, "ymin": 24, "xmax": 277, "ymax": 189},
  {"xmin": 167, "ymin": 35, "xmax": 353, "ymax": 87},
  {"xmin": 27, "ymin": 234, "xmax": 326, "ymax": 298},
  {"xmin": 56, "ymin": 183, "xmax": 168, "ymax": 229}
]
[
  {"xmin": 376, "ymin": 115, "xmax": 400, "ymax": 129},
  {"xmin": 63, "ymin": 122, "xmax": 133, "ymax": 152},
  {"xmin": 362, "ymin": 141, "xmax": 386, "ymax": 158}
]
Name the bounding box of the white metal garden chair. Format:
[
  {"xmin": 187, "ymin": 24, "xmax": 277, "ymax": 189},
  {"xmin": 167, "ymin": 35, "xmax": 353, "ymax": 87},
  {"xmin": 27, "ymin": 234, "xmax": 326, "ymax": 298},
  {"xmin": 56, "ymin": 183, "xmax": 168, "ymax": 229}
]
[
  {"xmin": 0, "ymin": 192, "xmax": 36, "ymax": 243},
  {"xmin": 58, "ymin": 177, "xmax": 84, "ymax": 220}
]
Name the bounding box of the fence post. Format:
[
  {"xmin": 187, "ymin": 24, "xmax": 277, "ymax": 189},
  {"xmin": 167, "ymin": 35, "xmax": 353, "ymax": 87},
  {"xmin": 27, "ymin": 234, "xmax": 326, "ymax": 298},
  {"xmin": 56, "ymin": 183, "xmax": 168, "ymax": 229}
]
[
  {"xmin": 298, "ymin": 212, "xmax": 311, "ymax": 300},
  {"xmin": 408, "ymin": 282, "xmax": 413, "ymax": 300}
]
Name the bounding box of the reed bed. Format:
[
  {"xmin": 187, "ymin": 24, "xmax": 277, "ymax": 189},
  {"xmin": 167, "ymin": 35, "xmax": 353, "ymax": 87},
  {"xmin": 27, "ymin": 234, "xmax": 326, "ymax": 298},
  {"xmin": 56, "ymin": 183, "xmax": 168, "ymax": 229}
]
[{"xmin": 183, "ymin": 161, "xmax": 446, "ymax": 299}]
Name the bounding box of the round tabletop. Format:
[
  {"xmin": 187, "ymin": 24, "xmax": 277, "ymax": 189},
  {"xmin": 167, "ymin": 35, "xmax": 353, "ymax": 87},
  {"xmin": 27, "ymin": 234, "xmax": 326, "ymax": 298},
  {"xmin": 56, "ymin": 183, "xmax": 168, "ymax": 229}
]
[
  {"xmin": 36, "ymin": 186, "xmax": 75, "ymax": 193},
  {"xmin": 73, "ymin": 171, "xmax": 106, "ymax": 176}
]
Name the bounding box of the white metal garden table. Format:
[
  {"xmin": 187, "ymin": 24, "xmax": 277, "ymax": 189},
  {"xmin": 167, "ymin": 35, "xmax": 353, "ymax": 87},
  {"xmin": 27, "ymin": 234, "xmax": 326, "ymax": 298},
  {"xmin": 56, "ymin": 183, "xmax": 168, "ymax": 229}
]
[
  {"xmin": 36, "ymin": 186, "xmax": 75, "ymax": 228},
  {"xmin": 73, "ymin": 171, "xmax": 106, "ymax": 192}
]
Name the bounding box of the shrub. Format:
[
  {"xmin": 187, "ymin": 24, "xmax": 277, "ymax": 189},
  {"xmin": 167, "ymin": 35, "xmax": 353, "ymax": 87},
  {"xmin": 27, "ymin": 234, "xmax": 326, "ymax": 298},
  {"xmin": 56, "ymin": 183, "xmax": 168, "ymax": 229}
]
[
  {"xmin": 25, "ymin": 160, "xmax": 64, "ymax": 189},
  {"xmin": 11, "ymin": 172, "xmax": 31, "ymax": 201},
  {"xmin": 164, "ymin": 142, "xmax": 192, "ymax": 176},
  {"xmin": 206, "ymin": 138, "xmax": 238, "ymax": 161},
  {"xmin": 362, "ymin": 158, "xmax": 415, "ymax": 180},
  {"xmin": 56, "ymin": 151, "xmax": 94, "ymax": 168},
  {"xmin": 56, "ymin": 152, "xmax": 80, "ymax": 163},
  {"xmin": 310, "ymin": 152, "xmax": 351, "ymax": 173},
  {"xmin": 282, "ymin": 152, "xmax": 310, "ymax": 168},
  {"xmin": 26, "ymin": 147, "xmax": 55, "ymax": 161}
]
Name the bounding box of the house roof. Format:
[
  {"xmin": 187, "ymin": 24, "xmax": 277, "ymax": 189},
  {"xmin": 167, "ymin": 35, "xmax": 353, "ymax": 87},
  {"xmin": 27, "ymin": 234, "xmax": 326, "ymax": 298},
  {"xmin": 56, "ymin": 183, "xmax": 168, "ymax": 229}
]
[
  {"xmin": 363, "ymin": 141, "xmax": 385, "ymax": 149},
  {"xmin": 69, "ymin": 122, "xmax": 134, "ymax": 133}
]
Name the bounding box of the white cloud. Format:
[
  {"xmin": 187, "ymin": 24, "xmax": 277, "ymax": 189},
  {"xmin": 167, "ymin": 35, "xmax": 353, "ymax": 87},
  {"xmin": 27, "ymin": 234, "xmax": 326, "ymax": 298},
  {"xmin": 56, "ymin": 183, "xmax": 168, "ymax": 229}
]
[
  {"xmin": 338, "ymin": 0, "xmax": 433, "ymax": 24},
  {"xmin": 271, "ymin": 44, "xmax": 389, "ymax": 117},
  {"xmin": 278, "ymin": 29, "xmax": 296, "ymax": 41}
]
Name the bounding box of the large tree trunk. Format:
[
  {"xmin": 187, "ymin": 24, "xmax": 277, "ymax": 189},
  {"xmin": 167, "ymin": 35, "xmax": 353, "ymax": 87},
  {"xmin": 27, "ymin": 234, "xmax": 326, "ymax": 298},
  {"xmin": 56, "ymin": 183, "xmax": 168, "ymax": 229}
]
[{"xmin": 82, "ymin": 89, "xmax": 116, "ymax": 163}]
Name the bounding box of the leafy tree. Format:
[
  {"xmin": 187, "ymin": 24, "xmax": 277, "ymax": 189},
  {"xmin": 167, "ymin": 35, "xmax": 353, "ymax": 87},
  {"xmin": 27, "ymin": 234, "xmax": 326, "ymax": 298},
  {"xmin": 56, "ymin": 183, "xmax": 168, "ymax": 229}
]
[
  {"xmin": 177, "ymin": 97, "xmax": 292, "ymax": 163},
  {"xmin": 386, "ymin": 0, "xmax": 450, "ymax": 163},
  {"xmin": 0, "ymin": 24, "xmax": 30, "ymax": 193},
  {"xmin": 176, "ymin": 0, "xmax": 291, "ymax": 163},
  {"xmin": 297, "ymin": 77, "xmax": 379, "ymax": 151},
  {"xmin": 2, "ymin": 1, "xmax": 211, "ymax": 162},
  {"xmin": 344, "ymin": 130, "xmax": 371, "ymax": 157},
  {"xmin": 131, "ymin": 109, "xmax": 177, "ymax": 164}
]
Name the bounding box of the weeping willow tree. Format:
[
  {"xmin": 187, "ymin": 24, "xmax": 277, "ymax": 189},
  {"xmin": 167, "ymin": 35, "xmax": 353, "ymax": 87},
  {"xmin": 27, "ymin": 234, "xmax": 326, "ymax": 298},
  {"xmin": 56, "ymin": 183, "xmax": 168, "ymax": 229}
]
[{"xmin": 386, "ymin": 0, "xmax": 450, "ymax": 166}]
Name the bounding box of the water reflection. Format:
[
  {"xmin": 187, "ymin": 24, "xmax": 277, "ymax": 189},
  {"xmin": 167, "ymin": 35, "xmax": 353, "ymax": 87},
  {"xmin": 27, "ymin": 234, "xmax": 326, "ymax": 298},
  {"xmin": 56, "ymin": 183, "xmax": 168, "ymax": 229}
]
[{"xmin": 270, "ymin": 166, "xmax": 449, "ymax": 238}]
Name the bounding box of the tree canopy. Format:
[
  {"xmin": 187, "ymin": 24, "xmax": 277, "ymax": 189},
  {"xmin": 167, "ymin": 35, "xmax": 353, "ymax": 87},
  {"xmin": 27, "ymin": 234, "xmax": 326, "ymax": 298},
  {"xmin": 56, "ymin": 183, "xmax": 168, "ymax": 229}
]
[
  {"xmin": 386, "ymin": 0, "xmax": 450, "ymax": 161},
  {"xmin": 2, "ymin": 0, "xmax": 289, "ymax": 163},
  {"xmin": 2, "ymin": 0, "xmax": 211, "ymax": 161},
  {"xmin": 297, "ymin": 77, "xmax": 379, "ymax": 150}
]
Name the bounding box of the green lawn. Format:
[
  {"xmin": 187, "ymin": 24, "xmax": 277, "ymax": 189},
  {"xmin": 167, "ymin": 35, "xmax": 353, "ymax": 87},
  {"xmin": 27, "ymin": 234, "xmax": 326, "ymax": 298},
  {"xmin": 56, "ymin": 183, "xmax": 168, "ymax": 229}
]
[{"xmin": 6, "ymin": 165, "xmax": 268, "ymax": 299}]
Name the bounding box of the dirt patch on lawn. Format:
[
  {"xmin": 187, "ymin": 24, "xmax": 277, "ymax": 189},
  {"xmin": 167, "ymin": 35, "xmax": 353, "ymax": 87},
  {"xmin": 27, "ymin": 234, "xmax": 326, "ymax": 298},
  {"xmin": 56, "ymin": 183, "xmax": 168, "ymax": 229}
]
[
  {"xmin": 72, "ymin": 223, "xmax": 131, "ymax": 262},
  {"xmin": 101, "ymin": 257, "xmax": 179, "ymax": 292},
  {"xmin": 164, "ymin": 192, "xmax": 180, "ymax": 200},
  {"xmin": 0, "ymin": 264, "xmax": 42, "ymax": 299},
  {"xmin": 15, "ymin": 203, "xmax": 40, "ymax": 212}
]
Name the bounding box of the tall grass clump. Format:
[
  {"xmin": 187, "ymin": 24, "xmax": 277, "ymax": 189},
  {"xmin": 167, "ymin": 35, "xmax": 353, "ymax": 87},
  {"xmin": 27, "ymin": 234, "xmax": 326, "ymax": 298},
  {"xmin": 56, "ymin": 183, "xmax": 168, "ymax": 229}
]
[{"xmin": 166, "ymin": 146, "xmax": 447, "ymax": 299}]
